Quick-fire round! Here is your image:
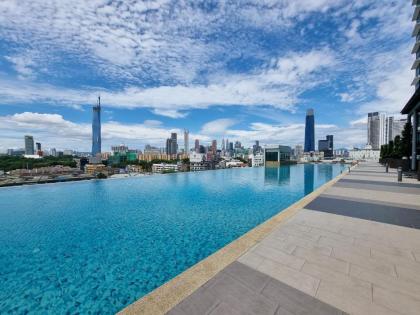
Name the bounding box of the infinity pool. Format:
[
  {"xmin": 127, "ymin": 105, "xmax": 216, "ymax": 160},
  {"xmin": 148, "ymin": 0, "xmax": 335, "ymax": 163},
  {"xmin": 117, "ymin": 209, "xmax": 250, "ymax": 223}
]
[{"xmin": 0, "ymin": 164, "xmax": 344, "ymax": 314}]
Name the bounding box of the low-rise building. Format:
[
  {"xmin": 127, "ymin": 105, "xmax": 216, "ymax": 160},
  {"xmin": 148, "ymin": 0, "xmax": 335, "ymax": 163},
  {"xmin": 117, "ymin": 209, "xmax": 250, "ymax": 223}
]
[
  {"xmin": 348, "ymin": 146, "xmax": 380, "ymax": 161},
  {"xmin": 152, "ymin": 163, "xmax": 179, "ymax": 173},
  {"xmin": 85, "ymin": 164, "xmax": 107, "ymax": 175},
  {"xmin": 299, "ymin": 151, "xmax": 324, "ymax": 162},
  {"xmin": 250, "ymin": 153, "xmax": 264, "ymax": 167},
  {"xmin": 264, "ymin": 145, "xmax": 292, "ymax": 166}
]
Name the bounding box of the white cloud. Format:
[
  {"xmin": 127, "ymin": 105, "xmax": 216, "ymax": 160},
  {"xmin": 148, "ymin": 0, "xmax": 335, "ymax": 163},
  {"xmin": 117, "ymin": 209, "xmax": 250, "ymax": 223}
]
[
  {"xmin": 0, "ymin": 48, "xmax": 335, "ymax": 116},
  {"xmin": 201, "ymin": 119, "xmax": 237, "ymax": 135},
  {"xmin": 0, "ymin": 112, "xmax": 366, "ymax": 152}
]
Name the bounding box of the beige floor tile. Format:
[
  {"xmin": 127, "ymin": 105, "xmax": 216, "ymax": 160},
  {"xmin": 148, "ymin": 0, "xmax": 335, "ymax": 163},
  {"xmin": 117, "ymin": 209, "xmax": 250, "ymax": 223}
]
[
  {"xmin": 395, "ymin": 264, "xmax": 420, "ymax": 286},
  {"xmin": 332, "ymin": 247, "xmax": 396, "ymax": 277},
  {"xmin": 269, "ymin": 233, "xmax": 333, "ymax": 256},
  {"xmin": 350, "ymin": 264, "xmax": 420, "ymax": 300},
  {"xmin": 316, "ymin": 281, "xmax": 398, "ymax": 315},
  {"xmin": 252, "ymin": 244, "xmax": 305, "ymax": 270},
  {"xmin": 238, "ymin": 251, "xmax": 265, "ymax": 270},
  {"xmin": 318, "ymin": 236, "xmax": 370, "ymax": 258},
  {"xmin": 256, "ymin": 258, "xmax": 320, "ymax": 296},
  {"xmin": 293, "ymin": 246, "xmax": 349, "ymax": 274},
  {"xmin": 373, "ymin": 285, "xmax": 420, "ymax": 315},
  {"xmin": 302, "ymin": 262, "xmax": 371, "ymax": 300}
]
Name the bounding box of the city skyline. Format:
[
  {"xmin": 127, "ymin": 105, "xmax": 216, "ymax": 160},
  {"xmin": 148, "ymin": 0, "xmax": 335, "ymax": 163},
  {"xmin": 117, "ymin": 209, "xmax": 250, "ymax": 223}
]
[{"xmin": 0, "ymin": 1, "xmax": 411, "ymax": 152}]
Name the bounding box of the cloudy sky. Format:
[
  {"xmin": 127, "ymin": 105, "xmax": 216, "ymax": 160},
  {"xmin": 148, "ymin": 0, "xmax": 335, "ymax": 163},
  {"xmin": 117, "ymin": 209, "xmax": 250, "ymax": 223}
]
[{"xmin": 0, "ymin": 0, "xmax": 414, "ymax": 152}]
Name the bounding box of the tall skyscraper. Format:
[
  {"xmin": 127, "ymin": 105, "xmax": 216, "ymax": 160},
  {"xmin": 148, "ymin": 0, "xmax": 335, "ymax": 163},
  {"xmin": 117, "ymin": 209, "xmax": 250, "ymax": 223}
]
[
  {"xmin": 194, "ymin": 139, "xmax": 200, "ymax": 153},
  {"xmin": 24, "ymin": 135, "xmax": 34, "ymax": 155},
  {"xmin": 166, "ymin": 132, "xmax": 178, "ymax": 156},
  {"xmin": 367, "ymin": 112, "xmax": 386, "ymax": 149},
  {"xmin": 385, "ymin": 116, "xmax": 407, "ymax": 143},
  {"xmin": 184, "ymin": 130, "xmax": 189, "ymax": 153},
  {"xmin": 211, "ymin": 140, "xmax": 217, "ymax": 153},
  {"xmin": 92, "ymin": 96, "xmax": 102, "ymax": 156},
  {"xmin": 36, "ymin": 142, "xmax": 41, "ymax": 151},
  {"xmin": 318, "ymin": 135, "xmax": 333, "ymax": 158},
  {"xmin": 304, "ymin": 109, "xmax": 315, "ymax": 152}
]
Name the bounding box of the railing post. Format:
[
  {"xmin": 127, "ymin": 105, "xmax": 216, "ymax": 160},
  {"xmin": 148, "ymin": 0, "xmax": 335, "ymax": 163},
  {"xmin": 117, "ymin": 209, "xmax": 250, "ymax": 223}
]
[{"xmin": 397, "ymin": 167, "xmax": 403, "ymax": 182}]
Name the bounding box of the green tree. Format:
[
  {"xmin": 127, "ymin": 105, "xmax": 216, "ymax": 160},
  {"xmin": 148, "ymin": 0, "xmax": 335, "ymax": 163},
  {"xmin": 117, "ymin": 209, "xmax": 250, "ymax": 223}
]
[
  {"xmin": 400, "ymin": 121, "xmax": 412, "ymax": 158},
  {"xmin": 392, "ymin": 135, "xmax": 402, "ymax": 158}
]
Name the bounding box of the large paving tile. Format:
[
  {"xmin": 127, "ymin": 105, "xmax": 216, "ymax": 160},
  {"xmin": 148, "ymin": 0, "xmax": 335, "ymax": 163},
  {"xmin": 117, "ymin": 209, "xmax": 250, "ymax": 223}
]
[
  {"xmin": 269, "ymin": 233, "xmax": 333, "ymax": 257},
  {"xmin": 318, "ymin": 236, "xmax": 370, "ymax": 258},
  {"xmin": 350, "ymin": 264, "xmax": 420, "ymax": 300},
  {"xmin": 293, "ymin": 246, "xmax": 349, "ymax": 274},
  {"xmin": 301, "ymin": 262, "xmax": 371, "ymax": 300},
  {"xmin": 373, "ymin": 285, "xmax": 420, "ymax": 315},
  {"xmin": 223, "ymin": 261, "xmax": 270, "ymax": 293},
  {"xmin": 316, "ymin": 281, "xmax": 398, "ymax": 315},
  {"xmin": 238, "ymin": 250, "xmax": 265, "ymax": 270},
  {"xmin": 253, "ymin": 244, "xmax": 305, "ymax": 270},
  {"xmin": 207, "ymin": 272, "xmax": 278, "ymax": 315},
  {"xmin": 332, "ymin": 247, "xmax": 397, "ymax": 277},
  {"xmin": 256, "ymin": 258, "xmax": 320, "ymax": 296},
  {"xmin": 261, "ymin": 279, "xmax": 346, "ymax": 315}
]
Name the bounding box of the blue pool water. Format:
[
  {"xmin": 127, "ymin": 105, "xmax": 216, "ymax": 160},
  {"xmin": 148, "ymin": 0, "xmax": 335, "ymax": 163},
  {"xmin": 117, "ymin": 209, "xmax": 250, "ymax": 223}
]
[{"xmin": 0, "ymin": 164, "xmax": 344, "ymax": 314}]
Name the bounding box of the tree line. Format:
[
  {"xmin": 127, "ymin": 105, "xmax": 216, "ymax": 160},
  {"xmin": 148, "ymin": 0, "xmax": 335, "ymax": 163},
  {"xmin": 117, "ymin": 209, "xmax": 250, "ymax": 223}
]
[{"xmin": 380, "ymin": 122, "xmax": 412, "ymax": 159}]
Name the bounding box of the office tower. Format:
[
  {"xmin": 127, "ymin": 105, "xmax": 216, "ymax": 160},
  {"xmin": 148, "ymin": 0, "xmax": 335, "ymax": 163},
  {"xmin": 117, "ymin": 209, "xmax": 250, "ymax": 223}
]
[
  {"xmin": 92, "ymin": 96, "xmax": 102, "ymax": 156},
  {"xmin": 194, "ymin": 139, "xmax": 200, "ymax": 153},
  {"xmin": 171, "ymin": 133, "xmax": 178, "ymax": 155},
  {"xmin": 222, "ymin": 138, "xmax": 225, "ymax": 151},
  {"xmin": 304, "ymin": 109, "xmax": 315, "ymax": 152},
  {"xmin": 36, "ymin": 142, "xmax": 41, "ymax": 151},
  {"xmin": 24, "ymin": 135, "xmax": 34, "ymax": 155},
  {"xmin": 253, "ymin": 140, "xmax": 261, "ymax": 154},
  {"xmin": 50, "ymin": 148, "xmax": 57, "ymax": 157},
  {"xmin": 367, "ymin": 112, "xmax": 386, "ymax": 149},
  {"xmin": 385, "ymin": 116, "xmax": 407, "ymax": 143},
  {"xmin": 211, "ymin": 140, "xmax": 217, "ymax": 153},
  {"xmin": 318, "ymin": 135, "xmax": 333, "ymax": 158},
  {"xmin": 166, "ymin": 133, "xmax": 178, "ymax": 156},
  {"xmin": 294, "ymin": 145, "xmax": 303, "ymax": 158},
  {"xmin": 392, "ymin": 118, "xmax": 407, "ymax": 139},
  {"xmin": 184, "ymin": 130, "xmax": 189, "ymax": 153}
]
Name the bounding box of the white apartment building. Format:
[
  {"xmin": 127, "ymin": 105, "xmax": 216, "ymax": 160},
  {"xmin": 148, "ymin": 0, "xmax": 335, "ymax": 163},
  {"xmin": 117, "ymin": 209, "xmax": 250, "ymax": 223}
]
[
  {"xmin": 368, "ymin": 113, "xmax": 407, "ymax": 149},
  {"xmin": 152, "ymin": 163, "xmax": 179, "ymax": 173},
  {"xmin": 250, "ymin": 153, "xmax": 264, "ymax": 167},
  {"xmin": 349, "ymin": 145, "xmax": 380, "ymax": 161}
]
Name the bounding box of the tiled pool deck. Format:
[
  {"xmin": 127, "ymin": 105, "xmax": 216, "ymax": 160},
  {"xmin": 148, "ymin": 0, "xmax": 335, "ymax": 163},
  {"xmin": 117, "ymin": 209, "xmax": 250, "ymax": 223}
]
[{"xmin": 121, "ymin": 162, "xmax": 420, "ymax": 315}]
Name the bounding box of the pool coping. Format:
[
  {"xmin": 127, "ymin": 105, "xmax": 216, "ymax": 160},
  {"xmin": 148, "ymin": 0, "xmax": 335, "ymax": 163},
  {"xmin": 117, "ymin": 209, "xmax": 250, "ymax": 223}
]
[{"xmin": 118, "ymin": 166, "xmax": 352, "ymax": 315}]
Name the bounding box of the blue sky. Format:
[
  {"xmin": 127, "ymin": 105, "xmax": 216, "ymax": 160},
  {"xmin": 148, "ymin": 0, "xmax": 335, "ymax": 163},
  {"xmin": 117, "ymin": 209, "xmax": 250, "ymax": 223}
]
[{"xmin": 0, "ymin": 0, "xmax": 414, "ymax": 152}]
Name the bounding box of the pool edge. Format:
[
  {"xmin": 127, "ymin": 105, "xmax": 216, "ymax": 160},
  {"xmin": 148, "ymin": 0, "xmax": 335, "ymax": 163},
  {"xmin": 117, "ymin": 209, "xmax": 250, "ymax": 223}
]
[{"xmin": 118, "ymin": 166, "xmax": 352, "ymax": 315}]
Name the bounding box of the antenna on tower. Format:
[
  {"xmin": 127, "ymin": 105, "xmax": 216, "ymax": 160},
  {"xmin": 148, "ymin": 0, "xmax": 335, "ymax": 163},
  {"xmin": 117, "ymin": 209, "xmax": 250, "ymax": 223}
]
[{"xmin": 97, "ymin": 95, "xmax": 101, "ymax": 107}]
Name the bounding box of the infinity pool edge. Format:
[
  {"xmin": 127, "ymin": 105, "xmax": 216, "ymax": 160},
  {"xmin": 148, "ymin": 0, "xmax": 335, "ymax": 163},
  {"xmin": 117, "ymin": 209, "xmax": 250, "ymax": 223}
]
[{"xmin": 118, "ymin": 166, "xmax": 352, "ymax": 315}]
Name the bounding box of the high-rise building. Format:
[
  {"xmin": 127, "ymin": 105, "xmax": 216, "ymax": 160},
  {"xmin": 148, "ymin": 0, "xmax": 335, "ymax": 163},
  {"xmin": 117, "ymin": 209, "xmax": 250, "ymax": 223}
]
[
  {"xmin": 184, "ymin": 130, "xmax": 189, "ymax": 153},
  {"xmin": 294, "ymin": 145, "xmax": 303, "ymax": 159},
  {"xmin": 36, "ymin": 142, "xmax": 41, "ymax": 151},
  {"xmin": 253, "ymin": 140, "xmax": 262, "ymax": 154},
  {"xmin": 166, "ymin": 133, "xmax": 178, "ymax": 156},
  {"xmin": 318, "ymin": 135, "xmax": 333, "ymax": 158},
  {"xmin": 385, "ymin": 116, "xmax": 407, "ymax": 143},
  {"xmin": 211, "ymin": 140, "xmax": 217, "ymax": 153},
  {"xmin": 24, "ymin": 135, "xmax": 34, "ymax": 155},
  {"xmin": 401, "ymin": 3, "xmax": 420, "ymax": 170},
  {"xmin": 304, "ymin": 109, "xmax": 315, "ymax": 152},
  {"xmin": 194, "ymin": 139, "xmax": 200, "ymax": 153},
  {"xmin": 50, "ymin": 148, "xmax": 57, "ymax": 157},
  {"xmin": 367, "ymin": 112, "xmax": 386, "ymax": 150},
  {"xmin": 92, "ymin": 96, "xmax": 102, "ymax": 156}
]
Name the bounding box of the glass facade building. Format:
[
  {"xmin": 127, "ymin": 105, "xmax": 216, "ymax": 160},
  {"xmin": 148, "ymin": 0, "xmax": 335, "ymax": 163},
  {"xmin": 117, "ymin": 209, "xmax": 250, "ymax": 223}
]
[
  {"xmin": 304, "ymin": 109, "xmax": 315, "ymax": 152},
  {"xmin": 92, "ymin": 97, "xmax": 101, "ymax": 156}
]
